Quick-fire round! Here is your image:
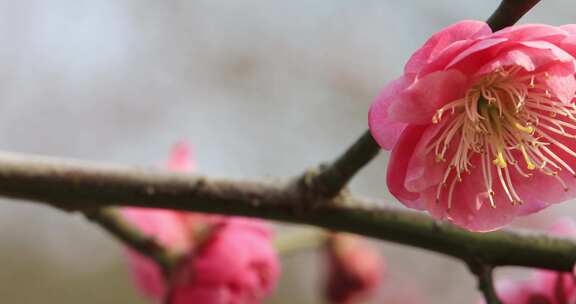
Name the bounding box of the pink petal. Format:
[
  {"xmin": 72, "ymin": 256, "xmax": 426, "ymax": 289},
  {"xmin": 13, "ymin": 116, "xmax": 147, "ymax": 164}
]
[
  {"xmin": 494, "ymin": 24, "xmax": 569, "ymax": 43},
  {"xmin": 493, "ymin": 280, "xmax": 543, "ymax": 304},
  {"xmin": 404, "ymin": 123, "xmax": 448, "ymax": 193},
  {"xmin": 520, "ymin": 41, "xmax": 575, "ymax": 64},
  {"xmin": 474, "ymin": 43, "xmax": 576, "ymax": 78},
  {"xmin": 172, "ymin": 287, "xmax": 229, "ymax": 304},
  {"xmin": 171, "ymin": 219, "xmax": 279, "ymax": 304},
  {"xmin": 547, "ymin": 217, "xmax": 576, "ymax": 237},
  {"xmin": 415, "ymin": 39, "xmax": 479, "ymax": 78},
  {"xmin": 558, "ymin": 36, "xmax": 576, "ymax": 59},
  {"xmin": 541, "ymin": 63, "xmax": 576, "ymax": 103},
  {"xmin": 120, "ymin": 208, "xmax": 190, "ymax": 301},
  {"xmin": 447, "ymin": 39, "xmax": 575, "ymax": 81},
  {"xmin": 166, "ymin": 141, "xmax": 197, "ymax": 172},
  {"xmin": 120, "ymin": 208, "xmax": 190, "ymax": 251},
  {"xmin": 325, "ymin": 234, "xmax": 385, "ymax": 304},
  {"xmin": 387, "ymin": 70, "xmax": 468, "ymax": 124},
  {"xmin": 124, "ymin": 252, "xmax": 167, "ymax": 300},
  {"xmin": 512, "ymin": 132, "xmax": 576, "ymax": 216},
  {"xmin": 405, "ymin": 20, "xmax": 491, "ymax": 75},
  {"xmin": 444, "ymin": 38, "xmax": 509, "ymax": 72},
  {"xmin": 447, "ymin": 24, "xmax": 570, "ymax": 75},
  {"xmin": 386, "ymin": 125, "xmax": 428, "ymax": 209},
  {"xmin": 561, "ymin": 24, "xmax": 576, "ymax": 35},
  {"xmin": 368, "ymin": 76, "xmax": 412, "ymax": 150},
  {"xmin": 424, "ymin": 155, "xmax": 522, "ymax": 232}
]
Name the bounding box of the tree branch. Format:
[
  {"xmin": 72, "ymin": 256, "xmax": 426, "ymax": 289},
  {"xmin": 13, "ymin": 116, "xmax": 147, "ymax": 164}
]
[
  {"xmin": 486, "ymin": 0, "xmax": 541, "ymax": 31},
  {"xmin": 83, "ymin": 208, "xmax": 178, "ymax": 277},
  {"xmin": 0, "ymin": 151, "xmax": 574, "ymax": 272},
  {"xmin": 469, "ymin": 263, "xmax": 501, "ymax": 304},
  {"xmin": 306, "ymin": 130, "xmax": 380, "ymax": 198}
]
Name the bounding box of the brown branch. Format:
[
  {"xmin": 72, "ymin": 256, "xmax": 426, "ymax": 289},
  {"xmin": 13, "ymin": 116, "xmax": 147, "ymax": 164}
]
[
  {"xmin": 0, "ymin": 151, "xmax": 575, "ymax": 272},
  {"xmin": 469, "ymin": 263, "xmax": 501, "ymax": 304},
  {"xmin": 486, "ymin": 0, "xmax": 541, "ymax": 31},
  {"xmin": 306, "ymin": 130, "xmax": 380, "ymax": 198},
  {"xmin": 83, "ymin": 208, "xmax": 178, "ymax": 277}
]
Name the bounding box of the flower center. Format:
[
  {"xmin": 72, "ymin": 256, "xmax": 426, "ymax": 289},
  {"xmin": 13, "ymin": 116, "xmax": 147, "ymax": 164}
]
[{"xmin": 428, "ymin": 66, "xmax": 576, "ymax": 211}]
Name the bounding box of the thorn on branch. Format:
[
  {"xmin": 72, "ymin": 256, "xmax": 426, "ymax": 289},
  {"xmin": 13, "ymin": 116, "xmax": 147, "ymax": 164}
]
[{"xmin": 487, "ymin": 0, "xmax": 541, "ymax": 31}]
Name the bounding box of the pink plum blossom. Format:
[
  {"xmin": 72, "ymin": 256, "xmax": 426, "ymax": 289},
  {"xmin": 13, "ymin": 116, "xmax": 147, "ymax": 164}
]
[
  {"xmin": 325, "ymin": 233, "xmax": 385, "ymax": 304},
  {"xmin": 170, "ymin": 218, "xmax": 280, "ymax": 304},
  {"xmin": 120, "ymin": 142, "xmax": 280, "ymax": 303},
  {"xmin": 369, "ymin": 21, "xmax": 576, "ymax": 231},
  {"xmin": 482, "ymin": 218, "xmax": 576, "ymax": 303},
  {"xmin": 120, "ymin": 208, "xmax": 191, "ymax": 300}
]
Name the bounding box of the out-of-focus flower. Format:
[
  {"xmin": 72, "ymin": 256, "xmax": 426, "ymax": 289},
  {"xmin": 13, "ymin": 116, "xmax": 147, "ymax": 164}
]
[
  {"xmin": 120, "ymin": 142, "xmax": 280, "ymax": 304},
  {"xmin": 121, "ymin": 208, "xmax": 190, "ymax": 300},
  {"xmin": 120, "ymin": 142, "xmax": 196, "ymax": 300},
  {"xmin": 482, "ymin": 218, "xmax": 576, "ymax": 303},
  {"xmin": 325, "ymin": 233, "xmax": 385, "ymax": 304},
  {"xmin": 369, "ymin": 21, "xmax": 576, "ymax": 231},
  {"xmin": 170, "ymin": 218, "xmax": 280, "ymax": 304}
]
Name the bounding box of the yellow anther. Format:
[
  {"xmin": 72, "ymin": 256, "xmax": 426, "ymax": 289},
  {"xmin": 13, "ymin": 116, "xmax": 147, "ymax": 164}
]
[
  {"xmin": 514, "ymin": 122, "xmax": 534, "ymax": 134},
  {"xmin": 519, "ymin": 145, "xmax": 536, "ymax": 170},
  {"xmin": 492, "ymin": 151, "xmax": 507, "ymax": 168}
]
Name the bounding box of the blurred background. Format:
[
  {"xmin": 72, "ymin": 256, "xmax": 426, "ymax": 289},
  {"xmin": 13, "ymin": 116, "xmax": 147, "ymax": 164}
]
[{"xmin": 0, "ymin": 1, "xmax": 573, "ymax": 303}]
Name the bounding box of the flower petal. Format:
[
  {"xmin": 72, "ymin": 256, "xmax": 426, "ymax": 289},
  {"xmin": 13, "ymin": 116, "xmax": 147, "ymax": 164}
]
[
  {"xmin": 494, "ymin": 24, "xmax": 569, "ymax": 43},
  {"xmin": 405, "ymin": 20, "xmax": 491, "ymax": 75},
  {"xmin": 541, "ymin": 63, "xmax": 576, "ymax": 103},
  {"xmin": 561, "ymin": 24, "xmax": 576, "ymax": 35},
  {"xmin": 166, "ymin": 141, "xmax": 197, "ymax": 172},
  {"xmin": 386, "ymin": 125, "xmax": 428, "ymax": 209},
  {"xmin": 448, "ymin": 40, "xmax": 575, "ymax": 78},
  {"xmin": 404, "ymin": 123, "xmax": 447, "ymax": 193},
  {"xmin": 368, "ymin": 76, "xmax": 412, "ymax": 150},
  {"xmin": 387, "ymin": 69, "xmax": 468, "ymax": 124},
  {"xmin": 424, "ymin": 156, "xmax": 523, "ymax": 232}
]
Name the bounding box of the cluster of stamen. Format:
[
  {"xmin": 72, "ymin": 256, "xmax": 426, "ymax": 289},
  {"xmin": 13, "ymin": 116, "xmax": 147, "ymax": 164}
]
[{"xmin": 428, "ymin": 66, "xmax": 576, "ymax": 211}]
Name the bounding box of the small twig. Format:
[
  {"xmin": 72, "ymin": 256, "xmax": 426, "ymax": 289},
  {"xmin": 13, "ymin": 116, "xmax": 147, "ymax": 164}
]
[
  {"xmin": 486, "ymin": 0, "xmax": 541, "ymax": 31},
  {"xmin": 307, "ymin": 130, "xmax": 380, "ymax": 198},
  {"xmin": 468, "ymin": 263, "xmax": 502, "ymax": 304},
  {"xmin": 83, "ymin": 208, "xmax": 178, "ymax": 278}
]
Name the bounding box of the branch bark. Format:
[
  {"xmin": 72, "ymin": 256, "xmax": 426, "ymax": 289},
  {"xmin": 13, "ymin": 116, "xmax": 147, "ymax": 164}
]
[
  {"xmin": 486, "ymin": 0, "xmax": 541, "ymax": 31},
  {"xmin": 469, "ymin": 263, "xmax": 501, "ymax": 304},
  {"xmin": 83, "ymin": 208, "xmax": 178, "ymax": 277},
  {"xmin": 306, "ymin": 130, "xmax": 380, "ymax": 199},
  {"xmin": 0, "ymin": 151, "xmax": 575, "ymax": 272}
]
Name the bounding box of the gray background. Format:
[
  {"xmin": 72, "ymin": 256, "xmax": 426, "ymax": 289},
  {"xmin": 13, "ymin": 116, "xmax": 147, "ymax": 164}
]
[{"xmin": 0, "ymin": 1, "xmax": 572, "ymax": 303}]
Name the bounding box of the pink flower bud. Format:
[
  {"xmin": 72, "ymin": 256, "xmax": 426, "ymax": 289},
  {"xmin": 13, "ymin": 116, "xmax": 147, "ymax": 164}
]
[
  {"xmin": 169, "ymin": 219, "xmax": 280, "ymax": 304},
  {"xmin": 120, "ymin": 143, "xmax": 280, "ymax": 303},
  {"xmin": 325, "ymin": 233, "xmax": 385, "ymax": 304}
]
